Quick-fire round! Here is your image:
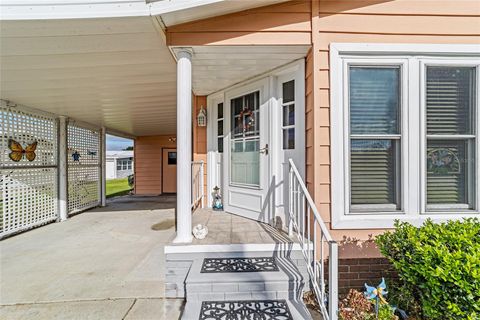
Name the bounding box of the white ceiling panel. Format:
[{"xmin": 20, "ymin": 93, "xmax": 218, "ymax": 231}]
[
  {"xmin": 1, "ymin": 16, "xmax": 310, "ymax": 137},
  {"xmin": 184, "ymin": 46, "xmax": 311, "ymax": 95},
  {"xmin": 0, "ymin": 16, "xmax": 178, "ymax": 136}
]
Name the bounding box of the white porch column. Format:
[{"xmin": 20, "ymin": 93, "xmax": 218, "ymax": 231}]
[
  {"xmin": 173, "ymin": 48, "xmax": 193, "ymax": 243},
  {"xmin": 58, "ymin": 116, "xmax": 68, "ymax": 221},
  {"xmin": 100, "ymin": 127, "xmax": 107, "ymax": 207}
]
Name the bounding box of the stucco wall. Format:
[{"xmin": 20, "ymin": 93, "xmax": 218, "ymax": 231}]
[{"xmin": 134, "ymin": 135, "xmax": 176, "ymax": 195}]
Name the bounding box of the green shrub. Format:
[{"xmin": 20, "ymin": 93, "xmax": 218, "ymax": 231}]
[{"xmin": 376, "ymin": 219, "xmax": 480, "ymax": 319}]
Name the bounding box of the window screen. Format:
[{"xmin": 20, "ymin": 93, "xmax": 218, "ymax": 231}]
[
  {"xmin": 349, "ymin": 67, "xmax": 401, "ymax": 210},
  {"xmin": 426, "ymin": 66, "xmax": 476, "ymax": 208}
]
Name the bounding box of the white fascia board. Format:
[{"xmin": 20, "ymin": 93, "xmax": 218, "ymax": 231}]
[
  {"xmin": 106, "ymin": 128, "xmax": 136, "ymax": 140},
  {"xmin": 0, "ymin": 1, "xmax": 150, "ymax": 20},
  {"xmin": 149, "ymin": 0, "xmax": 225, "ymax": 16},
  {"xmin": 0, "ymin": 0, "xmax": 227, "ymax": 20}
]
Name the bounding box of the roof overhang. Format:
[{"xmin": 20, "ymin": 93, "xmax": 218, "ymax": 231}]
[
  {"xmin": 0, "ymin": 0, "xmax": 289, "ymax": 22},
  {"xmin": 0, "ymin": 0, "xmax": 300, "ymax": 137},
  {"xmin": 0, "ymin": 16, "xmax": 178, "ymax": 137}
]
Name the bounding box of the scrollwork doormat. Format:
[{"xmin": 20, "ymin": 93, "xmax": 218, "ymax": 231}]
[
  {"xmin": 200, "ymin": 257, "xmax": 279, "ymax": 273},
  {"xmin": 199, "ymin": 300, "xmax": 293, "ymax": 320}
]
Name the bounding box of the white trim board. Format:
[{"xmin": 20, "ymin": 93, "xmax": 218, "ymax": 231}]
[
  {"xmin": 0, "ymin": 0, "xmax": 289, "ymax": 21},
  {"xmin": 164, "ymin": 242, "xmax": 305, "ymax": 254},
  {"xmin": 330, "ymin": 43, "xmax": 480, "ymax": 229}
]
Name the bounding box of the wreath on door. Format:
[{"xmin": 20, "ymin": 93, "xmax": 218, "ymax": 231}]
[{"xmin": 239, "ymin": 108, "xmax": 255, "ymax": 132}]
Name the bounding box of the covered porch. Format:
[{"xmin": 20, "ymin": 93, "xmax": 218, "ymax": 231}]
[{"xmin": 1, "ymin": 1, "xmax": 338, "ymax": 319}]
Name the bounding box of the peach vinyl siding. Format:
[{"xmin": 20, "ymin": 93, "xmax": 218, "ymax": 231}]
[
  {"xmin": 143, "ymin": 0, "xmax": 478, "ymax": 257},
  {"xmin": 307, "ymin": 0, "xmax": 480, "ymax": 253},
  {"xmin": 134, "ymin": 135, "xmax": 176, "ymax": 195},
  {"xmin": 133, "ymin": 96, "xmax": 208, "ymax": 197},
  {"xmin": 166, "ymin": 0, "xmax": 312, "ymax": 46},
  {"xmin": 193, "ymin": 95, "xmax": 208, "ymax": 198}
]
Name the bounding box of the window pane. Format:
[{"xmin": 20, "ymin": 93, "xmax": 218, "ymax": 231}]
[
  {"xmin": 230, "ymin": 92, "xmax": 261, "ymax": 186},
  {"xmin": 427, "ymin": 140, "xmax": 472, "ymax": 206},
  {"xmin": 283, "ymin": 104, "xmax": 295, "ymax": 126},
  {"xmin": 217, "ymin": 120, "xmax": 223, "ymax": 136},
  {"xmin": 283, "ymin": 128, "xmax": 295, "ymax": 149},
  {"xmin": 231, "ymin": 92, "xmax": 259, "ymax": 137},
  {"xmin": 168, "ymin": 152, "xmax": 177, "ymax": 165},
  {"xmin": 231, "ymin": 138, "xmax": 260, "ymax": 185},
  {"xmin": 218, "ymin": 137, "xmax": 223, "ymax": 153},
  {"xmin": 350, "ymin": 67, "xmax": 400, "ymax": 134},
  {"xmin": 350, "ymin": 139, "xmax": 398, "ymax": 206},
  {"xmin": 283, "ymin": 80, "xmax": 295, "ymax": 103},
  {"xmin": 426, "ymin": 67, "xmax": 475, "ymax": 135},
  {"xmin": 217, "ymin": 103, "xmax": 224, "ymax": 119}
]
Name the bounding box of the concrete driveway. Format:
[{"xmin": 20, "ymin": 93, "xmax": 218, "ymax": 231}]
[{"xmin": 0, "ymin": 195, "xmax": 183, "ymax": 320}]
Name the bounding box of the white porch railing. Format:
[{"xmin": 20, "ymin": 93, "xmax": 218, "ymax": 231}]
[
  {"xmin": 288, "ymin": 159, "xmax": 338, "ymax": 320},
  {"xmin": 191, "ymin": 161, "xmax": 204, "ymax": 210}
]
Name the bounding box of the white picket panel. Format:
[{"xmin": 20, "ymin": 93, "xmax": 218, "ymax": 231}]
[
  {"xmin": 0, "ymin": 105, "xmax": 58, "ymax": 238},
  {"xmin": 67, "ymin": 121, "xmax": 101, "ymax": 214}
]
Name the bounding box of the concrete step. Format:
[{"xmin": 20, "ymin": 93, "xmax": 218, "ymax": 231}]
[
  {"xmin": 165, "ymin": 245, "xmax": 311, "ymax": 299},
  {"xmin": 185, "ymin": 254, "xmax": 306, "ymax": 302},
  {"xmin": 182, "ymin": 253, "xmax": 313, "ymax": 319},
  {"xmin": 182, "ymin": 299, "xmax": 313, "ymax": 320}
]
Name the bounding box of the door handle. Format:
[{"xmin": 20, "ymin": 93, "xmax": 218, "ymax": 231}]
[{"xmin": 259, "ymin": 144, "xmax": 269, "ymax": 155}]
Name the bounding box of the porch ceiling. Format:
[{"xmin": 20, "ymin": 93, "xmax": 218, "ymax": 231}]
[
  {"xmin": 0, "ymin": 16, "xmax": 177, "ymax": 137},
  {"xmin": 185, "ymin": 45, "xmax": 311, "ymax": 96}
]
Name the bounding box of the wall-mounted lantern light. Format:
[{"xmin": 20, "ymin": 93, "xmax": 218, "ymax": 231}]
[{"xmin": 197, "ymin": 106, "xmax": 207, "ymax": 127}]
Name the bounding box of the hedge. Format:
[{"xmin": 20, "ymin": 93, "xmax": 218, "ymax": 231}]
[{"xmin": 376, "ymin": 219, "xmax": 480, "ymax": 319}]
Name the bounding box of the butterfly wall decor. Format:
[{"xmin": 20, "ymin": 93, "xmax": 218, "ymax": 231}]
[{"xmin": 8, "ymin": 139, "xmax": 37, "ymax": 162}]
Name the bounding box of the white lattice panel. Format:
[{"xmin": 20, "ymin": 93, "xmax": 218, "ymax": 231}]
[
  {"xmin": 1, "ymin": 106, "xmax": 57, "ymax": 167},
  {"xmin": 1, "ymin": 105, "xmax": 58, "ymax": 238},
  {"xmin": 67, "ymin": 122, "xmax": 100, "ymax": 214},
  {"xmin": 1, "ymin": 168, "xmax": 58, "ymax": 236},
  {"xmin": 67, "ymin": 166, "xmax": 99, "ymax": 214}
]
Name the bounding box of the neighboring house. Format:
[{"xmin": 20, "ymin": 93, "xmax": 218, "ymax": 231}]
[
  {"xmin": 106, "ymin": 151, "xmax": 133, "ymax": 180},
  {"xmin": 1, "ymin": 1, "xmax": 479, "ymax": 319}
]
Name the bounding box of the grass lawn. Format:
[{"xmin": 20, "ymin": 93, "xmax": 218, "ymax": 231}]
[{"xmin": 106, "ymin": 178, "xmax": 132, "ymax": 198}]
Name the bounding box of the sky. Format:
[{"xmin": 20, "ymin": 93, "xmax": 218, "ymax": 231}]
[{"xmin": 106, "ymin": 134, "xmax": 133, "ymax": 151}]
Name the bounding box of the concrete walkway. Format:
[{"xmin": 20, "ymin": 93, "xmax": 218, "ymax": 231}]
[{"xmin": 0, "ymin": 195, "xmax": 184, "ymax": 319}]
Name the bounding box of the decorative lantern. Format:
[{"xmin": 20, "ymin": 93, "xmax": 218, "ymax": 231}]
[
  {"xmin": 197, "ymin": 106, "xmax": 207, "ymax": 127},
  {"xmin": 212, "ymin": 186, "xmax": 224, "ymax": 211}
]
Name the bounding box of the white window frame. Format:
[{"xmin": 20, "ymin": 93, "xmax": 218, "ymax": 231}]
[
  {"xmin": 420, "ymin": 59, "xmax": 479, "ymax": 213},
  {"xmin": 344, "ymin": 59, "xmax": 409, "ymax": 215},
  {"xmin": 280, "ymin": 80, "xmax": 296, "ymax": 150},
  {"xmin": 330, "ymin": 43, "xmax": 480, "ymax": 229}
]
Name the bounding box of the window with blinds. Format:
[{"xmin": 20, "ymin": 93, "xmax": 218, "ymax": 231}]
[
  {"xmin": 349, "ymin": 67, "xmax": 401, "ymax": 210},
  {"xmin": 426, "ymin": 66, "xmax": 476, "ymax": 209}
]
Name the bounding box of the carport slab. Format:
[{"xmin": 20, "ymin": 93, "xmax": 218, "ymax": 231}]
[
  {"xmin": 0, "ymin": 299, "xmax": 135, "ymax": 320},
  {"xmin": 0, "ymin": 196, "xmax": 176, "ymax": 306}
]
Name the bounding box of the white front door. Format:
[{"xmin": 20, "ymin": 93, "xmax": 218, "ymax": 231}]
[{"xmin": 223, "ymin": 78, "xmax": 272, "ymax": 223}]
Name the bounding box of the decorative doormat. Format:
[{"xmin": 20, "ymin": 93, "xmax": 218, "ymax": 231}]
[
  {"xmin": 200, "ymin": 257, "xmax": 279, "ymax": 273},
  {"xmin": 199, "ymin": 300, "xmax": 293, "ymax": 320}
]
